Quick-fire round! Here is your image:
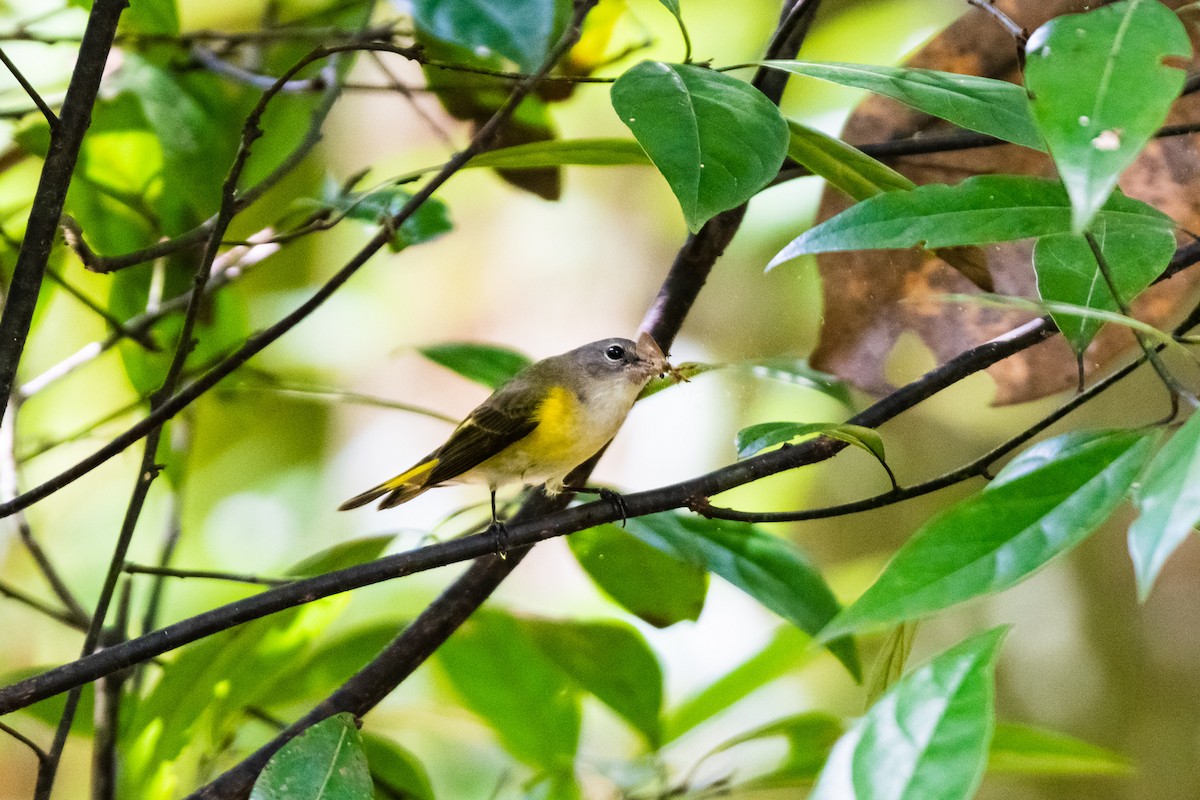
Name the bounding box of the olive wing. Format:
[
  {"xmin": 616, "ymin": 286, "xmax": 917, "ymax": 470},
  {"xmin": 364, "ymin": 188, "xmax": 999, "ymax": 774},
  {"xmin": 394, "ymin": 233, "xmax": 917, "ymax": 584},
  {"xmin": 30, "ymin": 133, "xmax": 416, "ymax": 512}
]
[{"xmin": 424, "ymin": 382, "xmax": 543, "ymax": 485}]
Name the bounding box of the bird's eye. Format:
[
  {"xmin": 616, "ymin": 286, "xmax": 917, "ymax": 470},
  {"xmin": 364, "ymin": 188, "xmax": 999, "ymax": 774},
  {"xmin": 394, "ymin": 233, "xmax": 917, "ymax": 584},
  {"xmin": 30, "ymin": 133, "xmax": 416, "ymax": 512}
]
[{"xmin": 605, "ymin": 344, "xmax": 625, "ymax": 361}]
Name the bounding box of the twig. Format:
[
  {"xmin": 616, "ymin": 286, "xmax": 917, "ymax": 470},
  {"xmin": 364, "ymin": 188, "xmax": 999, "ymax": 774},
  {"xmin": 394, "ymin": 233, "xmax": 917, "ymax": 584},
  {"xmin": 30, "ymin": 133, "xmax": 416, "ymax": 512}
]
[
  {"xmin": 967, "ymin": 0, "xmax": 1028, "ymax": 46},
  {"xmin": 1084, "ymin": 231, "xmax": 1195, "ymax": 411},
  {"xmin": 220, "ymin": 378, "xmax": 459, "ymax": 423},
  {"xmin": 0, "ymin": 44, "xmax": 58, "ymax": 128},
  {"xmin": 0, "ymin": 578, "xmax": 82, "ymax": 628},
  {"xmin": 0, "ymin": 400, "xmax": 88, "ymax": 624},
  {"xmin": 0, "ymin": 720, "xmax": 48, "ymax": 765},
  {"xmin": 191, "ymin": 44, "xmax": 327, "ymax": 92},
  {"xmin": 124, "ymin": 562, "xmax": 291, "ymax": 587},
  {"xmin": 0, "ymin": 0, "xmax": 125, "ymax": 433}
]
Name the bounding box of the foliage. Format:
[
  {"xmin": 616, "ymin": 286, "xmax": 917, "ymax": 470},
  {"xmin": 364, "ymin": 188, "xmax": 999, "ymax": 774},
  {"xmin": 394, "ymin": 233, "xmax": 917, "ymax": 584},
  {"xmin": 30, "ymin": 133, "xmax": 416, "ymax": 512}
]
[{"xmin": 0, "ymin": 1, "xmax": 1196, "ymax": 800}]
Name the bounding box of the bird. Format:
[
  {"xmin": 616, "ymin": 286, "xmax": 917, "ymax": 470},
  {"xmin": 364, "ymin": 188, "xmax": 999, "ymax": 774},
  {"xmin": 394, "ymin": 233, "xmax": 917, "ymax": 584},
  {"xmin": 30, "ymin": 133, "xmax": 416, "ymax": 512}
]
[{"xmin": 338, "ymin": 331, "xmax": 669, "ymax": 543}]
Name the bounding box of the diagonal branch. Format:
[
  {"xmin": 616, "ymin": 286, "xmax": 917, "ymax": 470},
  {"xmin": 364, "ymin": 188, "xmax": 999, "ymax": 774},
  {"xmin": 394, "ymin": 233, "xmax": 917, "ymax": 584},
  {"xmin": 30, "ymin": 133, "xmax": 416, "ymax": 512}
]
[{"xmin": 0, "ymin": 0, "xmax": 125, "ymax": 431}]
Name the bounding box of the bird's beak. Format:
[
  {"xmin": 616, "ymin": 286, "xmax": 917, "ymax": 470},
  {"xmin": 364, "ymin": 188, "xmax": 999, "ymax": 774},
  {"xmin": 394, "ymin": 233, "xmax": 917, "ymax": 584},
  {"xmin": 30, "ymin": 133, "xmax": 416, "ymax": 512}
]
[{"xmin": 635, "ymin": 331, "xmax": 668, "ymax": 376}]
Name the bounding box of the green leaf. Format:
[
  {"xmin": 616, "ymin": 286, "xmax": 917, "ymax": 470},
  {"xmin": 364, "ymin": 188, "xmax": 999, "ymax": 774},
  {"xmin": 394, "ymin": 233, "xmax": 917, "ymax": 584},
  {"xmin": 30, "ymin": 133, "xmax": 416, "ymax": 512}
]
[
  {"xmin": 810, "ymin": 628, "xmax": 1006, "ymax": 800},
  {"xmin": 469, "ymin": 138, "xmax": 650, "ymax": 169},
  {"xmin": 411, "ymin": 0, "xmax": 569, "ymax": 72},
  {"xmin": 786, "ymin": 119, "xmax": 915, "ymax": 201},
  {"xmin": 823, "ymin": 431, "xmax": 1158, "ymax": 639},
  {"xmin": 258, "ymin": 622, "xmax": 404, "ymax": 711},
  {"xmin": 318, "ymin": 184, "xmax": 453, "ymax": 252},
  {"xmin": 864, "ymin": 621, "xmax": 918, "ymax": 708},
  {"xmin": 707, "ymin": 711, "xmax": 844, "ymax": 787},
  {"xmin": 735, "ymin": 421, "xmax": 884, "ymax": 464},
  {"xmin": 523, "ymin": 618, "xmax": 664, "ymax": 747},
  {"xmin": 653, "ymin": 0, "xmax": 692, "ymax": 60},
  {"xmin": 987, "ymin": 722, "xmax": 1133, "ymax": 776},
  {"xmin": 945, "ymin": 292, "xmax": 1183, "ymax": 352},
  {"xmin": 123, "ymin": 540, "xmax": 365, "ymax": 795},
  {"xmin": 625, "ymin": 513, "xmax": 860, "ymax": 679},
  {"xmin": 288, "ymin": 535, "xmax": 396, "ymax": 578},
  {"xmin": 745, "ymin": 358, "xmax": 853, "ymax": 407},
  {"xmin": 568, "ymin": 524, "xmax": 708, "ymax": 628},
  {"xmin": 437, "ymin": 610, "xmax": 580, "ymax": 769},
  {"xmin": 418, "ymin": 342, "xmax": 532, "ymax": 389},
  {"xmin": 251, "ymin": 713, "xmax": 374, "ymax": 800},
  {"xmin": 761, "ymin": 60, "xmax": 1043, "ymax": 150},
  {"xmin": 361, "ymin": 733, "xmax": 435, "ymax": 800},
  {"xmin": 122, "ymin": 0, "xmax": 179, "ymax": 36},
  {"xmin": 665, "ymin": 625, "xmax": 815, "ymax": 741},
  {"xmin": 611, "ymin": 61, "xmax": 789, "ymax": 232},
  {"xmin": 1129, "ymin": 411, "xmax": 1200, "ymax": 600},
  {"xmin": 1033, "ymin": 224, "xmax": 1175, "ymax": 354},
  {"xmin": 769, "ymin": 175, "xmax": 1172, "ymax": 269},
  {"xmin": 1024, "ymin": 0, "xmax": 1191, "ymax": 233}
]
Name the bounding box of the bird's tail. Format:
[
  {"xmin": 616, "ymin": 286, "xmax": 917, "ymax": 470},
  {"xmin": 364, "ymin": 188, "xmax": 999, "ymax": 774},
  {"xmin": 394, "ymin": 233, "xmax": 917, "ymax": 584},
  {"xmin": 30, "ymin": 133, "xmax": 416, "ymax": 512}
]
[{"xmin": 337, "ymin": 458, "xmax": 440, "ymax": 511}]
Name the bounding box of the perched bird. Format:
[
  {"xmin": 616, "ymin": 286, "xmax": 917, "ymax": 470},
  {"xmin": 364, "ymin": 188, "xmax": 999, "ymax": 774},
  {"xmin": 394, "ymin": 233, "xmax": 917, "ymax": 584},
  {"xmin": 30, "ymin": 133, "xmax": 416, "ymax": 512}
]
[{"xmin": 339, "ymin": 331, "xmax": 668, "ymax": 535}]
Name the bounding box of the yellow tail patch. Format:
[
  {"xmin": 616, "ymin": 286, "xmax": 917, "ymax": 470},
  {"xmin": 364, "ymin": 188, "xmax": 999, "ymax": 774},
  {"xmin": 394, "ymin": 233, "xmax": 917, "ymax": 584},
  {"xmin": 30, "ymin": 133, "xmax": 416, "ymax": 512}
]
[{"xmin": 337, "ymin": 458, "xmax": 439, "ymax": 511}]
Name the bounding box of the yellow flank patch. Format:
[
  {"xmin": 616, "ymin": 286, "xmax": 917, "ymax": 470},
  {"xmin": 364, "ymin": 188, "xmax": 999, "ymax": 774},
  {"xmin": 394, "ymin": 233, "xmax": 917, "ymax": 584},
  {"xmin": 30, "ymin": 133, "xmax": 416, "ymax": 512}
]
[
  {"xmin": 384, "ymin": 458, "xmax": 438, "ymax": 490},
  {"xmin": 526, "ymin": 386, "xmax": 584, "ymax": 462}
]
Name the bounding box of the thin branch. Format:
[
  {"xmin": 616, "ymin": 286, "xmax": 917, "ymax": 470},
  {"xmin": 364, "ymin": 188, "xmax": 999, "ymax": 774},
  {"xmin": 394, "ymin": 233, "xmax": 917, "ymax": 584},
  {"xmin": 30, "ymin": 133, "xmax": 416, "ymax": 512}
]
[
  {"xmin": 1, "ymin": 400, "xmax": 88, "ymax": 624},
  {"xmin": 695, "ymin": 327, "xmax": 1152, "ymax": 522},
  {"xmin": 0, "ymin": 0, "xmax": 125, "ymax": 432},
  {"xmin": 0, "ymin": 720, "xmax": 48, "ymax": 765},
  {"xmin": 966, "ymin": 0, "xmax": 1028, "ymax": 46},
  {"xmin": 221, "ymin": 377, "xmax": 459, "ymax": 423},
  {"xmin": 124, "ymin": 563, "xmax": 290, "ymax": 587},
  {"xmin": 0, "ymin": 311, "xmax": 1055, "ymax": 718},
  {"xmin": 19, "ymin": 228, "xmax": 279, "ymax": 400},
  {"xmin": 1084, "ymin": 231, "xmax": 1195, "ymax": 410},
  {"xmin": 0, "ymin": 577, "xmax": 82, "ymax": 629},
  {"xmin": 0, "ymin": 44, "xmax": 58, "ymax": 128}
]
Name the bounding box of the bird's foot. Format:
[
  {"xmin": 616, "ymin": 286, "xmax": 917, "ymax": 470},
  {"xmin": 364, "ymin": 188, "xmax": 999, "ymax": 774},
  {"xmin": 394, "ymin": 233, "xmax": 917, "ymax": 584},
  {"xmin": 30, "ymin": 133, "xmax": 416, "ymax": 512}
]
[
  {"xmin": 564, "ymin": 485, "xmax": 628, "ymax": 527},
  {"xmin": 488, "ymin": 520, "xmax": 510, "ymax": 559}
]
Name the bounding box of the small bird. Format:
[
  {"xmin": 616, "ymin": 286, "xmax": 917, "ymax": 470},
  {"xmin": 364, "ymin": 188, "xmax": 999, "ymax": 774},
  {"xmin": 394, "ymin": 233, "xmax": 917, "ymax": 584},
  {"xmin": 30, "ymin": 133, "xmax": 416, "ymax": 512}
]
[{"xmin": 339, "ymin": 331, "xmax": 669, "ymax": 537}]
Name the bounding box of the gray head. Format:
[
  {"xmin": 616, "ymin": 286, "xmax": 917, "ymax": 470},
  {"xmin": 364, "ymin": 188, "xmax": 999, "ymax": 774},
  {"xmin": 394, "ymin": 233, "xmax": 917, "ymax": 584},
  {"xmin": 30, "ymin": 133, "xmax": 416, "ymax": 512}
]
[{"xmin": 545, "ymin": 331, "xmax": 668, "ymax": 396}]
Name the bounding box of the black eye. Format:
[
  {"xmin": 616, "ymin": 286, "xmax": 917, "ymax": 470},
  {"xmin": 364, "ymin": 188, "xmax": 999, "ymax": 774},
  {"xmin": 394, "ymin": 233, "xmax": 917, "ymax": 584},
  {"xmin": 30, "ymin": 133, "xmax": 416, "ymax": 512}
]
[{"xmin": 605, "ymin": 344, "xmax": 625, "ymax": 361}]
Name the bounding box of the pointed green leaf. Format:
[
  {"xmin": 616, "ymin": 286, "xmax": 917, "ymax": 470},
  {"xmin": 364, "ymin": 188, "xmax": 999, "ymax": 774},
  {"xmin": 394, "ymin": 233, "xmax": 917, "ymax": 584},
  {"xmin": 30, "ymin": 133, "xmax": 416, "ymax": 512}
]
[
  {"xmin": 769, "ymin": 175, "xmax": 1172, "ymax": 268},
  {"xmin": 988, "ymin": 722, "xmax": 1133, "ymax": 777},
  {"xmin": 523, "ymin": 618, "xmax": 664, "ymax": 747},
  {"xmin": 761, "ymin": 60, "xmax": 1043, "ymax": 149},
  {"xmin": 612, "ymin": 61, "xmax": 788, "ymax": 232},
  {"xmin": 361, "ymin": 733, "xmax": 435, "ymax": 800},
  {"xmin": 735, "ymin": 421, "xmax": 884, "ymax": 464},
  {"xmin": 418, "ymin": 342, "xmax": 532, "ymax": 389},
  {"xmin": 786, "ymin": 120, "xmax": 915, "ymax": 200},
  {"xmin": 469, "ymin": 138, "xmax": 650, "ymax": 169},
  {"xmin": 251, "ymin": 713, "xmax": 373, "ymax": 800},
  {"xmin": 1033, "ymin": 223, "xmax": 1175, "ymax": 354},
  {"xmin": 810, "ymin": 628, "xmax": 1007, "ymax": 800},
  {"xmin": 745, "ymin": 358, "xmax": 853, "ymax": 407},
  {"xmin": 438, "ymin": 611, "xmax": 580, "ymax": 769},
  {"xmin": 1025, "ymin": 0, "xmax": 1191, "ymax": 233},
  {"xmin": 1129, "ymin": 411, "xmax": 1200, "ymax": 600},
  {"xmin": 625, "ymin": 513, "xmax": 860, "ymax": 679},
  {"xmin": 568, "ymin": 524, "xmax": 708, "ymax": 628},
  {"xmin": 824, "ymin": 431, "xmax": 1158, "ymax": 638}
]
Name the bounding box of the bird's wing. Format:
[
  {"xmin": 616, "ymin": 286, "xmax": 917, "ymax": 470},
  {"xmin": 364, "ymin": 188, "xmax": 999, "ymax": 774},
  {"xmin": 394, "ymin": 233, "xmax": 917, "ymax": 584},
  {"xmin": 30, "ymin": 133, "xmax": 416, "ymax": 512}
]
[{"xmin": 424, "ymin": 384, "xmax": 542, "ymax": 485}]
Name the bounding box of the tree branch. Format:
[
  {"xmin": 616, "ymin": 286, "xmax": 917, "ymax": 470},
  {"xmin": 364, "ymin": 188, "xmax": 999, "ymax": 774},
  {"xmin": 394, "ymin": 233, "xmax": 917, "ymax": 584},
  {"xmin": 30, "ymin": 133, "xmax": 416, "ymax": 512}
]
[{"xmin": 0, "ymin": 0, "xmax": 126, "ymax": 431}]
